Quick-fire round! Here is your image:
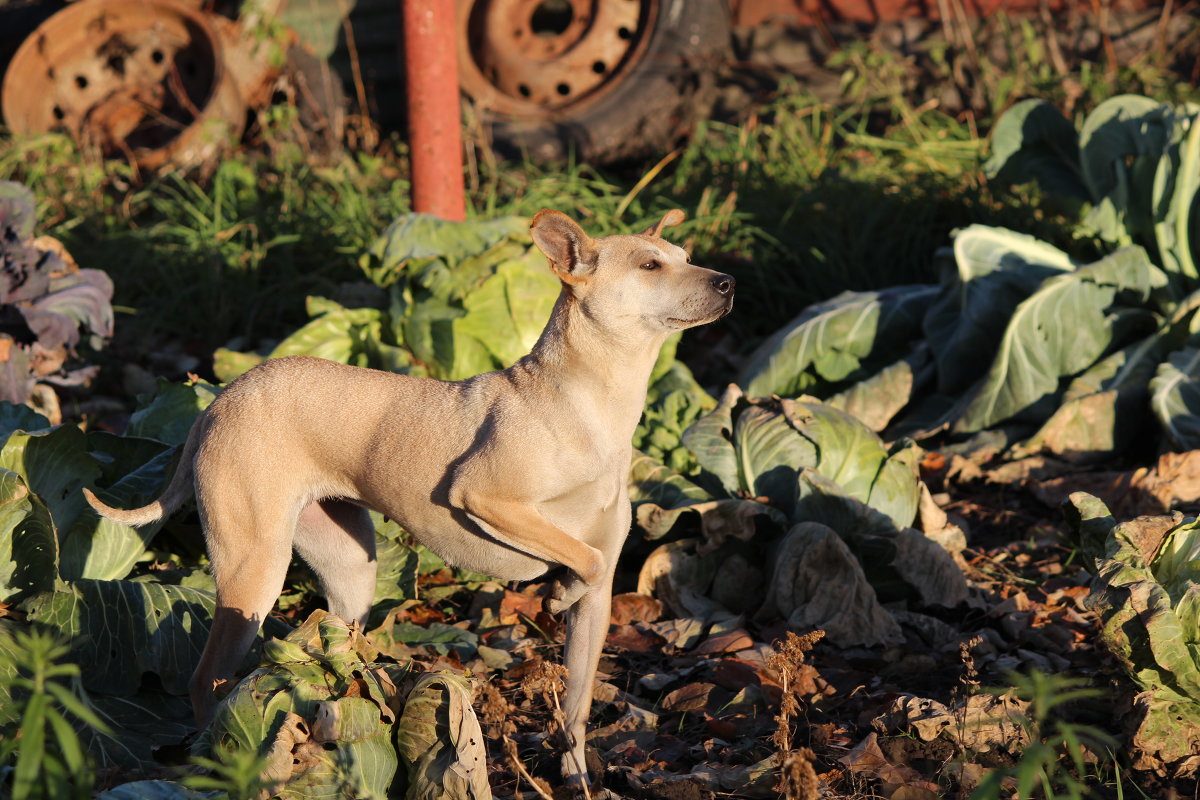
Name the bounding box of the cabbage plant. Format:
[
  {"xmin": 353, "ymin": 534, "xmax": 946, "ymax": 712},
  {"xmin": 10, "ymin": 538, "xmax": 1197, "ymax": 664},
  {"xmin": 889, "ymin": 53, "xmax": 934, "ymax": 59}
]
[
  {"xmin": 631, "ymin": 387, "xmax": 967, "ymax": 646},
  {"xmin": 0, "ymin": 181, "xmax": 114, "ymax": 411},
  {"xmin": 732, "ymin": 96, "xmax": 1200, "ymax": 461},
  {"xmin": 197, "ymin": 610, "xmax": 490, "ymax": 800},
  {"xmin": 1065, "ymin": 492, "xmax": 1200, "ymax": 774}
]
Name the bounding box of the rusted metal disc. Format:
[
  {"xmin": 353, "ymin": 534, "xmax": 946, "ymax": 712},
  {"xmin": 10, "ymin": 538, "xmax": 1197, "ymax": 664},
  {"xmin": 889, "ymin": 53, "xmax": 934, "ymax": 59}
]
[
  {"xmin": 453, "ymin": 0, "xmax": 728, "ymax": 162},
  {"xmin": 456, "ymin": 0, "xmax": 658, "ymax": 117},
  {"xmin": 1, "ymin": 0, "xmax": 245, "ymax": 170}
]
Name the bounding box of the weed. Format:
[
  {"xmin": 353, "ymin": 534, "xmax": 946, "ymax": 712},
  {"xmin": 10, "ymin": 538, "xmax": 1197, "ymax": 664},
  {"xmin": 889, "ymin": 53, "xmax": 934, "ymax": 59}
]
[
  {"xmin": 522, "ymin": 659, "xmax": 594, "ymax": 799},
  {"xmin": 0, "ymin": 628, "xmax": 111, "ymax": 800},
  {"xmin": 968, "ymin": 671, "xmax": 1117, "ymax": 800},
  {"xmin": 480, "ymin": 681, "xmax": 555, "ymax": 800},
  {"xmin": 767, "ymin": 630, "xmax": 825, "ymax": 799},
  {"xmin": 184, "ymin": 742, "xmax": 275, "ymax": 800}
]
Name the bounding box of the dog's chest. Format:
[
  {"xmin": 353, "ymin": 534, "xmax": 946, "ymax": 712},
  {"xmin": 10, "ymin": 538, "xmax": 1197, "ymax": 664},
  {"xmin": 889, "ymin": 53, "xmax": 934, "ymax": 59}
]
[{"xmin": 542, "ymin": 443, "xmax": 626, "ymax": 514}]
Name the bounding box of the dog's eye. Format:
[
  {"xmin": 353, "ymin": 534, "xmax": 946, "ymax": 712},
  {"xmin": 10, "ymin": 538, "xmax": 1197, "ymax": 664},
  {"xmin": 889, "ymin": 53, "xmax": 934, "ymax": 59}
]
[{"xmin": 639, "ymin": 260, "xmax": 660, "ymax": 271}]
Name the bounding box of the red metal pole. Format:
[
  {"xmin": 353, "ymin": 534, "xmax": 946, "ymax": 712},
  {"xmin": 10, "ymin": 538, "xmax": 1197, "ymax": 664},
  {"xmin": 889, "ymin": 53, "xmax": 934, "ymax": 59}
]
[{"xmin": 402, "ymin": 0, "xmax": 465, "ymax": 221}]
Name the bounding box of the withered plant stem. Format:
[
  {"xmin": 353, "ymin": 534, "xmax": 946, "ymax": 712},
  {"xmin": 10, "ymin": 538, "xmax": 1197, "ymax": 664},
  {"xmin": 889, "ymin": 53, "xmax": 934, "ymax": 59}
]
[{"xmin": 766, "ymin": 630, "xmax": 825, "ymax": 800}]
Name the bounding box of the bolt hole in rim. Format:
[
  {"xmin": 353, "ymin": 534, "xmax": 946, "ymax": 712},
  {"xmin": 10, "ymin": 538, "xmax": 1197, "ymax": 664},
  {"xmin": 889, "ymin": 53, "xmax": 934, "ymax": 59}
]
[
  {"xmin": 457, "ymin": 0, "xmax": 658, "ymax": 116},
  {"xmin": 1, "ymin": 0, "xmax": 244, "ymax": 169}
]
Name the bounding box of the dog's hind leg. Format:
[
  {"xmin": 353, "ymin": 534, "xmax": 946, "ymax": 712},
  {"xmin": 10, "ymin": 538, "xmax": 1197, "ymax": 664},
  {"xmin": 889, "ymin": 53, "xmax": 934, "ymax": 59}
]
[
  {"xmin": 190, "ymin": 501, "xmax": 298, "ymax": 728},
  {"xmin": 292, "ymin": 499, "xmax": 378, "ymax": 627}
]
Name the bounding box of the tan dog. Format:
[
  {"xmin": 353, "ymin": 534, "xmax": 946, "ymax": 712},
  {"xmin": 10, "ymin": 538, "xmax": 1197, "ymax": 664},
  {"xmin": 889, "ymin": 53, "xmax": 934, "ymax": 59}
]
[{"xmin": 84, "ymin": 209, "xmax": 733, "ymax": 785}]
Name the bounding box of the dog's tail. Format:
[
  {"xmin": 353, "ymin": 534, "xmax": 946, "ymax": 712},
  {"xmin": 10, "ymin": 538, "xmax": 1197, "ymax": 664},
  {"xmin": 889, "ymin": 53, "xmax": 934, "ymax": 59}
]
[{"xmin": 83, "ymin": 414, "xmax": 205, "ymax": 527}]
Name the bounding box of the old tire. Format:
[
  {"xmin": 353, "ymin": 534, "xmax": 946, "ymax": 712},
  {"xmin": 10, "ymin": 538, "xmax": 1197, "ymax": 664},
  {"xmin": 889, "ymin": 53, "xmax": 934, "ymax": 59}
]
[{"xmin": 457, "ymin": 0, "xmax": 731, "ymax": 163}]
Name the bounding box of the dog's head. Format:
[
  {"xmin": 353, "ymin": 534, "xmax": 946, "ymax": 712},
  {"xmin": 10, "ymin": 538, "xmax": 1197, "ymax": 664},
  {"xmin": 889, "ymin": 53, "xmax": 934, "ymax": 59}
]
[{"xmin": 530, "ymin": 209, "xmax": 734, "ymax": 334}]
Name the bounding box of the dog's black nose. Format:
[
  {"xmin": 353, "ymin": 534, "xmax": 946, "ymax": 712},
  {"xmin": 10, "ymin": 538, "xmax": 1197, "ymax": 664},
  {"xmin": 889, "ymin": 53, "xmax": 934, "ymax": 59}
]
[{"xmin": 711, "ymin": 274, "xmax": 735, "ymax": 296}]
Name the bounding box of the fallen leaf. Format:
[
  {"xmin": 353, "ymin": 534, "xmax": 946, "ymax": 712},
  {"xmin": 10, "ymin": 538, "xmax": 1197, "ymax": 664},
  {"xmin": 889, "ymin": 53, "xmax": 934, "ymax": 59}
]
[
  {"xmin": 706, "ymin": 719, "xmax": 738, "ymax": 738},
  {"xmin": 890, "ymin": 784, "xmax": 940, "ymax": 800},
  {"xmin": 984, "ymin": 455, "xmax": 1074, "ymax": 485},
  {"xmin": 591, "ymin": 681, "xmax": 623, "ymax": 704},
  {"xmin": 840, "ymin": 732, "xmax": 886, "ymax": 771},
  {"xmin": 692, "ymin": 628, "xmax": 754, "ymax": 655},
  {"xmin": 475, "ymin": 645, "xmax": 514, "ymax": 671},
  {"xmin": 759, "ymin": 522, "xmax": 903, "ymax": 647},
  {"xmin": 954, "ymin": 692, "xmax": 1031, "ymax": 753},
  {"xmin": 607, "ymin": 623, "xmax": 669, "ymax": 653},
  {"xmin": 714, "ymin": 755, "xmax": 778, "ymax": 797},
  {"xmin": 395, "ymin": 671, "xmax": 491, "ymax": 800},
  {"xmin": 872, "ymin": 695, "xmax": 953, "ymax": 742},
  {"xmin": 589, "ymin": 705, "xmax": 661, "ymax": 751},
  {"xmin": 839, "ymin": 732, "xmax": 917, "ymax": 784},
  {"xmin": 661, "ymin": 683, "xmax": 716, "ymax": 713},
  {"xmin": 708, "ymin": 553, "xmax": 767, "ymax": 613},
  {"xmin": 648, "ymin": 734, "xmax": 690, "ymax": 765},
  {"xmin": 637, "ymin": 539, "xmax": 724, "ymax": 619},
  {"xmin": 889, "ymin": 527, "xmax": 969, "ymax": 607},
  {"xmin": 1138, "ymin": 450, "xmax": 1200, "ymax": 510},
  {"xmin": 647, "ymin": 617, "xmax": 707, "ymax": 650},
  {"xmin": 916, "ymin": 483, "xmax": 948, "ymax": 532},
  {"xmin": 498, "ymin": 589, "xmax": 543, "ymax": 625},
  {"xmin": 611, "ymin": 593, "xmax": 665, "ymax": 625},
  {"xmin": 638, "ymin": 672, "xmax": 678, "ymax": 692},
  {"xmin": 710, "ymin": 659, "xmax": 759, "ymax": 691},
  {"xmin": 604, "ymin": 734, "xmax": 656, "ymax": 766},
  {"xmin": 1028, "ymin": 452, "xmax": 1200, "ymax": 517}
]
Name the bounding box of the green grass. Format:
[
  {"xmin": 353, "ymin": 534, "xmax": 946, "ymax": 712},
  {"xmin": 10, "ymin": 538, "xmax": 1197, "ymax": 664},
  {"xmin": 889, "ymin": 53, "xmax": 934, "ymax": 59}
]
[{"xmin": 0, "ymin": 100, "xmax": 989, "ymax": 362}]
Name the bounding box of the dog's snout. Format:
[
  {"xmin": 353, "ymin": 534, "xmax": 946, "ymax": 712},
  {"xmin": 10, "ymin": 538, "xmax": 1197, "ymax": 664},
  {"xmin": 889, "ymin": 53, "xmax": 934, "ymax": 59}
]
[{"xmin": 710, "ymin": 274, "xmax": 735, "ymax": 296}]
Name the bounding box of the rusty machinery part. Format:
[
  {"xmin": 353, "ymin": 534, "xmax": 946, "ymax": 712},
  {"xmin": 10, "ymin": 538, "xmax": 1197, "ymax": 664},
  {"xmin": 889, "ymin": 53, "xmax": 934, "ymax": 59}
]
[
  {"xmin": 1, "ymin": 0, "xmax": 245, "ymax": 171},
  {"xmin": 456, "ymin": 0, "xmax": 731, "ymax": 163}
]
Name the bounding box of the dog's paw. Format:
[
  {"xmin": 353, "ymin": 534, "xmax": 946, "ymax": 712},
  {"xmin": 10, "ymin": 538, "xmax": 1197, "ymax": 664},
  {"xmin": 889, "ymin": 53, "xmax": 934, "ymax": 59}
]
[
  {"xmin": 545, "ymin": 594, "xmax": 571, "ymax": 614},
  {"xmin": 545, "ymin": 573, "xmax": 588, "ymax": 614}
]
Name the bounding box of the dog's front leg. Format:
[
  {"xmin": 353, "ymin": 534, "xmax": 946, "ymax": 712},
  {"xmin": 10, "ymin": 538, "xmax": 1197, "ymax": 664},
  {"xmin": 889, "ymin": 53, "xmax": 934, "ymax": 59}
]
[
  {"xmin": 557, "ymin": 502, "xmax": 628, "ymax": 789},
  {"xmin": 559, "ymin": 561, "xmax": 615, "ymax": 788},
  {"xmin": 451, "ymin": 488, "xmax": 606, "ymax": 586}
]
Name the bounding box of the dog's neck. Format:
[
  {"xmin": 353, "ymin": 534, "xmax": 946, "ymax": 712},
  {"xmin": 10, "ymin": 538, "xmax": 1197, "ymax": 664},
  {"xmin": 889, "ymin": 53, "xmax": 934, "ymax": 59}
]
[{"xmin": 521, "ymin": 290, "xmax": 669, "ymax": 441}]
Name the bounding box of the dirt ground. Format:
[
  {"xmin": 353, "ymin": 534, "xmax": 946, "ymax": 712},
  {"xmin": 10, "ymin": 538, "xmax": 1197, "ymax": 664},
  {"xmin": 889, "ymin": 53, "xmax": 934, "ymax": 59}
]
[{"xmin": 352, "ymin": 449, "xmax": 1200, "ymax": 799}]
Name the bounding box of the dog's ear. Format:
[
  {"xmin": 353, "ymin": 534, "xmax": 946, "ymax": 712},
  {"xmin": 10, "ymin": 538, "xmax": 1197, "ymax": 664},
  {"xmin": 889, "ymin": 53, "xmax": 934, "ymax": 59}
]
[
  {"xmin": 531, "ymin": 210, "xmax": 598, "ymax": 283},
  {"xmin": 640, "ymin": 209, "xmax": 686, "ymax": 238}
]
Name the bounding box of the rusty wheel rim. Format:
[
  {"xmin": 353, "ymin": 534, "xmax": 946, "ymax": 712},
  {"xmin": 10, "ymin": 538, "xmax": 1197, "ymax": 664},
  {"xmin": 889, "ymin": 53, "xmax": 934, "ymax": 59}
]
[
  {"xmin": 456, "ymin": 0, "xmax": 659, "ymax": 117},
  {"xmin": 0, "ymin": 0, "xmax": 244, "ymax": 170}
]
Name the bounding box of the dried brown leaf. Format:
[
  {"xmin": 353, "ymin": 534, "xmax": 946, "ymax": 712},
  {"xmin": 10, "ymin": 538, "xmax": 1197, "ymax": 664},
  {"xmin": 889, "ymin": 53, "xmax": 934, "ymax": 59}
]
[
  {"xmin": 692, "ymin": 628, "xmax": 754, "ymax": 655},
  {"xmin": 611, "ymin": 593, "xmax": 665, "ymax": 625},
  {"xmin": 762, "ymin": 523, "xmax": 902, "ymax": 647},
  {"xmin": 606, "ymin": 623, "xmax": 669, "ymax": 654},
  {"xmin": 499, "ymin": 589, "xmax": 543, "ymax": 625},
  {"xmin": 661, "ymin": 683, "xmax": 716, "ymax": 713}
]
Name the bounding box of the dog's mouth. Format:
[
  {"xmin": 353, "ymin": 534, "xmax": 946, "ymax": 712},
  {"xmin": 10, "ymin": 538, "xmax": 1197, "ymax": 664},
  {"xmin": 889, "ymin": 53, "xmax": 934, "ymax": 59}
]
[{"xmin": 667, "ymin": 298, "xmax": 734, "ymax": 328}]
